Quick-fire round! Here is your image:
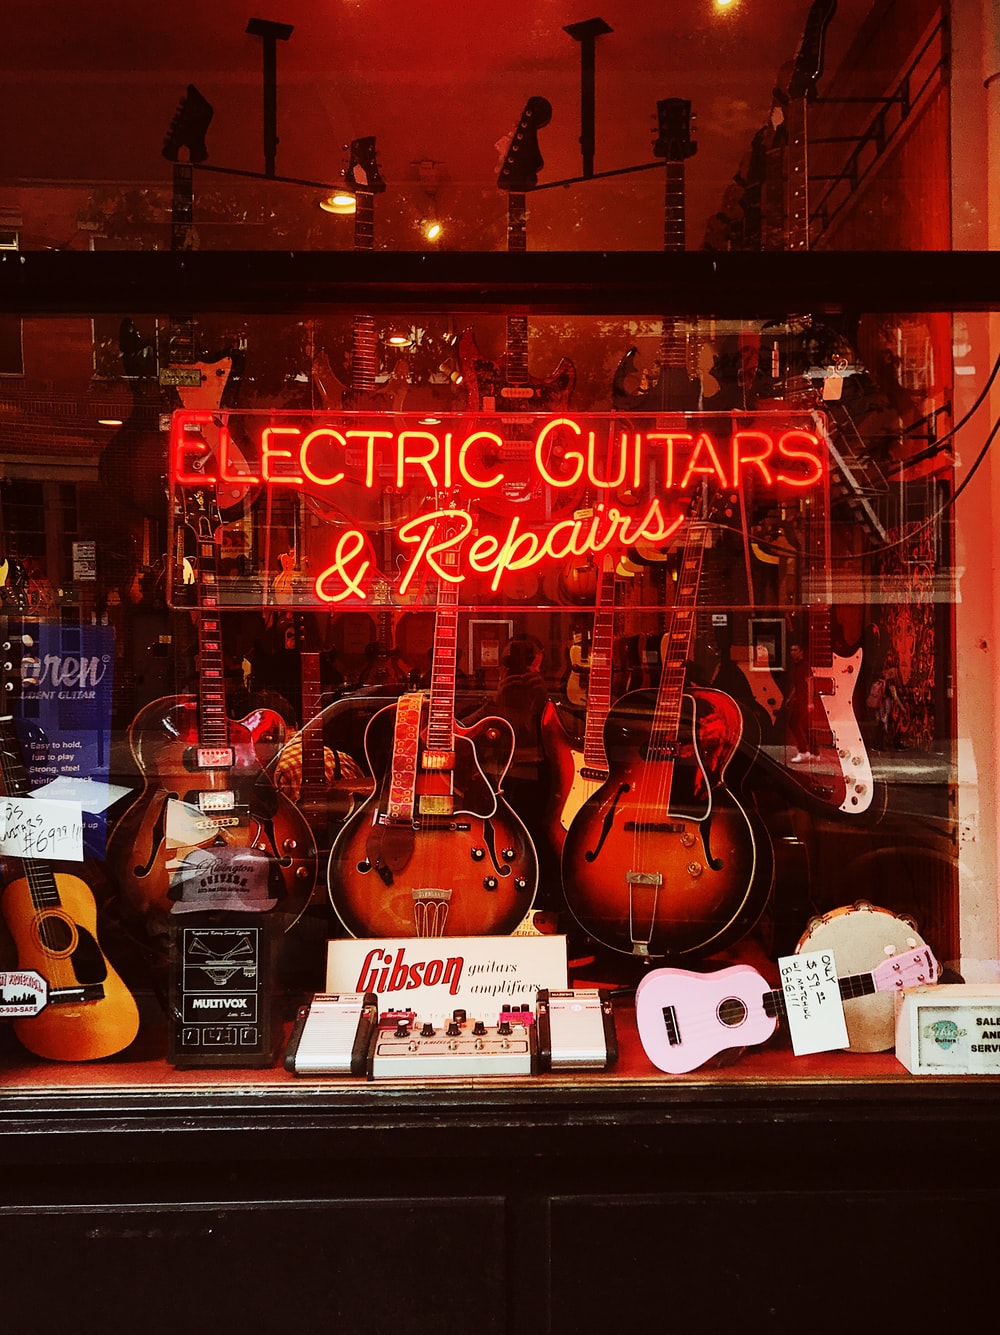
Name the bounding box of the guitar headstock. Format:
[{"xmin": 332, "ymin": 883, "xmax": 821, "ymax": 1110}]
[
  {"xmin": 787, "ymin": 0, "xmax": 837, "ymax": 101},
  {"xmin": 498, "ymin": 96, "xmax": 552, "ymax": 192},
  {"xmin": 653, "ymin": 98, "xmax": 697, "ymax": 162},
  {"xmin": 162, "ymin": 84, "xmax": 214, "ymax": 164},
  {"xmin": 345, "ymin": 136, "xmax": 387, "ymax": 195},
  {"xmin": 872, "ymin": 945, "xmax": 940, "ymax": 994}
]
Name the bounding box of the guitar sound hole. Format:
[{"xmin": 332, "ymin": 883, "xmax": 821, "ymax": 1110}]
[
  {"xmin": 717, "ymin": 997, "xmax": 748, "ymax": 1029},
  {"xmin": 38, "ymin": 913, "xmax": 75, "ymax": 953}
]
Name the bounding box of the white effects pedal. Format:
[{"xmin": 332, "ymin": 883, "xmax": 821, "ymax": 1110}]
[
  {"xmin": 285, "ymin": 992, "xmax": 379, "ymax": 1076},
  {"xmin": 535, "ymin": 989, "xmax": 619, "ymax": 1070}
]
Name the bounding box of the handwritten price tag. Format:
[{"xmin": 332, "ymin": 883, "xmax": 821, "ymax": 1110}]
[
  {"xmin": 778, "ymin": 951, "xmax": 850, "ymax": 1056},
  {"xmin": 0, "ymin": 796, "xmax": 84, "ymax": 862}
]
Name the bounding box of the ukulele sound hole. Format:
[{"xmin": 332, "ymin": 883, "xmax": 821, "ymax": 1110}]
[{"xmin": 717, "ymin": 997, "xmax": 749, "ymax": 1029}]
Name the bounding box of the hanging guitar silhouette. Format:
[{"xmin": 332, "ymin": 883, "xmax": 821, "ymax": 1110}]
[
  {"xmin": 327, "ymin": 496, "xmax": 537, "ymax": 938},
  {"xmin": 0, "ymin": 639, "xmax": 139, "ymax": 1061},
  {"xmin": 635, "ymin": 942, "xmax": 937, "ymax": 1074},
  {"xmin": 612, "ymin": 97, "xmax": 701, "ymax": 414},
  {"xmin": 310, "ymin": 136, "xmax": 416, "ymax": 532},
  {"xmin": 457, "ymin": 96, "xmax": 579, "ymax": 520},
  {"xmin": 560, "ymin": 501, "xmax": 772, "ymax": 960},
  {"xmin": 101, "ymin": 85, "xmax": 255, "ymax": 527},
  {"xmin": 105, "ymin": 486, "xmax": 317, "ymax": 931}
]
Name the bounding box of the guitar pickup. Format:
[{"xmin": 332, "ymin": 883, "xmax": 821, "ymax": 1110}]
[
  {"xmin": 196, "ymin": 746, "xmax": 236, "ymax": 769},
  {"xmin": 624, "ymin": 821, "xmax": 686, "ymax": 834},
  {"xmin": 421, "ymin": 750, "xmax": 455, "ymax": 772},
  {"xmin": 197, "ymin": 790, "xmax": 236, "ymax": 813},
  {"xmin": 194, "ymin": 815, "xmax": 241, "ymax": 830},
  {"xmin": 417, "ymin": 794, "xmax": 455, "ymax": 817}
]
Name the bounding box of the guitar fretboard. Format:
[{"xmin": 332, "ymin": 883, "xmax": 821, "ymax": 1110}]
[
  {"xmin": 646, "ymin": 524, "xmax": 707, "ymax": 758},
  {"xmin": 763, "ymin": 968, "xmax": 877, "ymax": 1021},
  {"xmin": 426, "ymin": 568, "xmax": 460, "ymax": 755},
  {"xmin": 659, "ymin": 159, "xmax": 688, "ymax": 369},
  {"xmin": 582, "ymin": 560, "xmax": 618, "ymax": 773},
  {"xmin": 505, "ymin": 193, "xmax": 530, "ymax": 386}
]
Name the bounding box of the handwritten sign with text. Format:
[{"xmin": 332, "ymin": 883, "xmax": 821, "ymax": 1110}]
[
  {"xmin": 779, "ymin": 951, "xmax": 850, "ymax": 1056},
  {"xmin": 0, "ymin": 795, "xmax": 84, "ymax": 862}
]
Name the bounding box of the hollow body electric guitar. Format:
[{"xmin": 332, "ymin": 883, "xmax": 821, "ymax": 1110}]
[
  {"xmin": 106, "ymin": 490, "xmax": 316, "ymax": 928},
  {"xmin": 327, "ymin": 505, "xmax": 537, "ymax": 938},
  {"xmin": 560, "ymin": 519, "xmax": 772, "ymax": 960},
  {"xmin": 635, "ymin": 943, "xmax": 937, "ymax": 1074},
  {"xmin": 0, "ymin": 703, "xmax": 140, "ymax": 1061},
  {"xmin": 457, "ymin": 97, "xmax": 577, "ymax": 518}
]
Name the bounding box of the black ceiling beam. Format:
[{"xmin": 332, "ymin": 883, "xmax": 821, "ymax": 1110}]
[{"xmin": 1, "ymin": 249, "xmax": 997, "ymax": 316}]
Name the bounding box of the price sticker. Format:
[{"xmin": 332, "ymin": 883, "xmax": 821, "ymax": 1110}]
[{"xmin": 778, "ymin": 951, "xmax": 849, "ymax": 1056}]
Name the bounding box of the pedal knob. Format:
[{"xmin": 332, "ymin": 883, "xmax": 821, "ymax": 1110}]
[
  {"xmin": 472, "ymin": 1020, "xmax": 486, "ymax": 1036},
  {"xmin": 498, "ymin": 1019, "xmax": 512, "ymax": 1037},
  {"xmin": 420, "ymin": 1022, "xmax": 435, "ymax": 1037},
  {"xmin": 447, "ymin": 1020, "xmax": 461, "ymax": 1037},
  {"xmin": 395, "ymin": 1023, "xmax": 410, "ymax": 1038}
]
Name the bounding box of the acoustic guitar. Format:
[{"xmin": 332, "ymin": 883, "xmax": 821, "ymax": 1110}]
[
  {"xmin": 327, "ymin": 500, "xmax": 538, "ymax": 938},
  {"xmin": 0, "ymin": 642, "xmax": 139, "ymax": 1061}
]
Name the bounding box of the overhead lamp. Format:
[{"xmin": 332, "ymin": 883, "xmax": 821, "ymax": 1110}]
[
  {"xmin": 319, "ymin": 190, "xmax": 357, "ymax": 214},
  {"xmin": 423, "ymin": 218, "xmax": 443, "ymax": 243},
  {"xmin": 438, "ymin": 357, "xmax": 464, "ymax": 387},
  {"xmin": 386, "ymin": 326, "xmax": 412, "ymax": 347}
]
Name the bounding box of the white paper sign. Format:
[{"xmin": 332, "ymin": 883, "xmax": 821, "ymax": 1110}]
[
  {"xmin": 0, "ymin": 795, "xmax": 84, "ymax": 861},
  {"xmin": 326, "ymin": 934, "xmax": 568, "ymax": 1024},
  {"xmin": 29, "ymin": 775, "xmax": 133, "ymax": 815},
  {"xmin": 778, "ymin": 950, "xmax": 849, "ymax": 1056}
]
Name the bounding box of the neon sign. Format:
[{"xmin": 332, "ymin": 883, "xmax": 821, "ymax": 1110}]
[
  {"xmin": 168, "ymin": 410, "xmax": 828, "ymax": 608},
  {"xmin": 172, "ymin": 412, "xmax": 825, "ymax": 495}
]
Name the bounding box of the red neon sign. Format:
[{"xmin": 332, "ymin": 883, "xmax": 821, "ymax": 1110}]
[
  {"xmin": 171, "ymin": 413, "xmax": 825, "ymax": 496},
  {"xmin": 169, "ymin": 410, "xmax": 828, "ymax": 606}
]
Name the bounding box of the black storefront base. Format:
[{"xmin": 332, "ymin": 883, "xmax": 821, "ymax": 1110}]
[{"xmin": 1, "ymin": 1068, "xmax": 997, "ymax": 1334}]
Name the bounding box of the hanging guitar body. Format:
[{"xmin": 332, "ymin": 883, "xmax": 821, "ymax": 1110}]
[
  {"xmin": 327, "ymin": 696, "xmax": 537, "ymax": 939},
  {"xmin": 107, "ymin": 697, "xmax": 316, "ymax": 927},
  {"xmin": 560, "ymin": 684, "xmax": 771, "ymax": 960}
]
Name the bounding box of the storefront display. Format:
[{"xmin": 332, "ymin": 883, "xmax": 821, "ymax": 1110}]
[{"xmin": 1, "ymin": 3, "xmax": 997, "ymax": 1325}]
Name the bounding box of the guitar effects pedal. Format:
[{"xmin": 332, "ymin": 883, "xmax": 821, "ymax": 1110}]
[
  {"xmin": 536, "ymin": 988, "xmax": 618, "ymax": 1070},
  {"xmin": 285, "ymin": 992, "xmax": 379, "ymax": 1076}
]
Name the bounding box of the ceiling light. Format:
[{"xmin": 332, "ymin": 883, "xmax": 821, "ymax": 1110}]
[{"xmin": 319, "ymin": 191, "xmax": 357, "ymax": 214}]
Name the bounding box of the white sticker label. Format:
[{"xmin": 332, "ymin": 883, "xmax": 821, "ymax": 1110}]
[
  {"xmin": 778, "ymin": 951, "xmax": 849, "ymax": 1056},
  {"xmin": 0, "ymin": 796, "xmax": 84, "ymax": 861}
]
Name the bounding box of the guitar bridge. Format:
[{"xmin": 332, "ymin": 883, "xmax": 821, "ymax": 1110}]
[{"xmin": 626, "ymin": 871, "xmax": 663, "ymax": 887}]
